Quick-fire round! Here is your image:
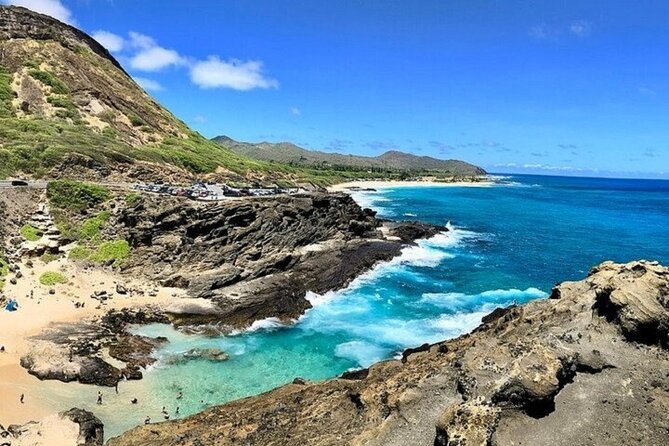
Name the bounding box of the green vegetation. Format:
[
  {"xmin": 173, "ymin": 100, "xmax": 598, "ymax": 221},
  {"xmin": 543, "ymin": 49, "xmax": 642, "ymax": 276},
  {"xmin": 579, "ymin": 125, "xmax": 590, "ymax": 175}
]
[
  {"xmin": 28, "ymin": 69, "xmax": 68, "ymax": 94},
  {"xmin": 127, "ymin": 113, "xmax": 145, "ymax": 127},
  {"xmin": 0, "ymin": 258, "xmax": 8, "ymax": 277},
  {"xmin": 78, "ymin": 211, "xmax": 110, "ymax": 240},
  {"xmin": 47, "ymin": 95, "xmax": 81, "ymax": 121},
  {"xmin": 0, "ymin": 256, "xmax": 7, "ymax": 292},
  {"xmin": 47, "ymin": 180, "xmax": 110, "ymax": 210},
  {"xmin": 39, "ymin": 271, "xmax": 68, "ymax": 286},
  {"xmin": 0, "ymin": 114, "xmax": 360, "ymax": 184},
  {"xmin": 68, "ymin": 245, "xmax": 92, "ymax": 260},
  {"xmin": 0, "ymin": 65, "xmax": 15, "ymax": 118},
  {"xmin": 20, "ymin": 224, "xmax": 43, "ymax": 241},
  {"xmin": 89, "ymin": 240, "xmax": 130, "ymax": 265},
  {"xmin": 125, "ymin": 192, "xmax": 141, "ymax": 205},
  {"xmin": 46, "ymin": 95, "xmax": 76, "ymax": 110},
  {"xmin": 40, "ymin": 253, "xmax": 60, "ymax": 263}
]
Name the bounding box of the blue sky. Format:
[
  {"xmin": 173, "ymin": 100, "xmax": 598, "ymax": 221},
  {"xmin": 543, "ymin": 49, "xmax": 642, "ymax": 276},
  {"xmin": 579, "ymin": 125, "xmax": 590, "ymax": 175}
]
[{"xmin": 4, "ymin": 0, "xmax": 669, "ymax": 178}]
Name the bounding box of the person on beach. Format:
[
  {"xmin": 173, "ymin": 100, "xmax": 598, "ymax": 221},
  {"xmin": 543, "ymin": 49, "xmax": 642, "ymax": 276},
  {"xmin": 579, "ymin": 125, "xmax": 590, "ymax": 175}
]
[
  {"xmin": 144, "ymin": 416, "xmax": 150, "ymax": 424},
  {"xmin": 161, "ymin": 406, "xmax": 167, "ymax": 415},
  {"xmin": 97, "ymin": 391, "xmax": 102, "ymax": 405},
  {"xmin": 175, "ymin": 406, "xmax": 179, "ymax": 415},
  {"xmin": 20, "ymin": 393, "xmax": 24, "ymax": 403},
  {"xmin": 177, "ymin": 391, "xmax": 183, "ymax": 400},
  {"xmin": 115, "ymin": 381, "xmax": 119, "ymax": 394},
  {"xmin": 131, "ymin": 398, "xmax": 138, "ymax": 404}
]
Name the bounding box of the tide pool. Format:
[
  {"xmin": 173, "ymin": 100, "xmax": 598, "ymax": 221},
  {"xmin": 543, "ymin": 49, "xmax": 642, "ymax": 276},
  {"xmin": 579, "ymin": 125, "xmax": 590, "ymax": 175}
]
[{"xmin": 42, "ymin": 174, "xmax": 669, "ymax": 439}]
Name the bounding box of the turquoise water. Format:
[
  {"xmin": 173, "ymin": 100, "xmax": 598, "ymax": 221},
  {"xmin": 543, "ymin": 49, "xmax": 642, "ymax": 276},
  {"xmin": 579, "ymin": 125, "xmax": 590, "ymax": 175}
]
[{"xmin": 42, "ymin": 175, "xmax": 669, "ymax": 439}]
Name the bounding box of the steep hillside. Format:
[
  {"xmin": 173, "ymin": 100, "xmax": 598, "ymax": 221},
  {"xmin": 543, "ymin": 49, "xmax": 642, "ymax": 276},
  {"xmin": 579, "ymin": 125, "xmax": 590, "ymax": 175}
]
[
  {"xmin": 0, "ymin": 6, "xmax": 329, "ymax": 184},
  {"xmin": 213, "ymin": 135, "xmax": 487, "ymax": 176}
]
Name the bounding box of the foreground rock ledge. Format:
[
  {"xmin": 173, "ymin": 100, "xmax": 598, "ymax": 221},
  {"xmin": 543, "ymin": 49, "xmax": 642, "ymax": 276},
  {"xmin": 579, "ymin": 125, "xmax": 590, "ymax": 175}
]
[
  {"xmin": 104, "ymin": 260, "xmax": 669, "ymax": 446},
  {"xmin": 2, "ymin": 408, "xmax": 103, "ymax": 446}
]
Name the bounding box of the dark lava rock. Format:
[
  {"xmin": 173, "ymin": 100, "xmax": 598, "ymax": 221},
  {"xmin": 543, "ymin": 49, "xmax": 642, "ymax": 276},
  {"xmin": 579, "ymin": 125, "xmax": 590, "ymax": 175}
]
[{"xmin": 62, "ymin": 408, "xmax": 104, "ymax": 445}]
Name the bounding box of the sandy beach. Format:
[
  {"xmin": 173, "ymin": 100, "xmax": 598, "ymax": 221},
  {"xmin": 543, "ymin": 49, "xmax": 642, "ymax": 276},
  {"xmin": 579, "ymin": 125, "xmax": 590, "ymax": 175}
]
[
  {"xmin": 327, "ymin": 179, "xmax": 493, "ymax": 192},
  {"xmin": 0, "ymin": 257, "xmax": 187, "ymax": 427}
]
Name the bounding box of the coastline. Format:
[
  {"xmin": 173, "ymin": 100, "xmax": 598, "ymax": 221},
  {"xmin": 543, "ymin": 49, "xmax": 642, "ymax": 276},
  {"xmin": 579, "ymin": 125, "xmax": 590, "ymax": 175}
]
[
  {"xmin": 327, "ymin": 178, "xmax": 493, "ymax": 192},
  {"xmin": 1, "ymin": 191, "xmax": 447, "ymax": 439},
  {"xmin": 0, "ymin": 257, "xmax": 188, "ymax": 427}
]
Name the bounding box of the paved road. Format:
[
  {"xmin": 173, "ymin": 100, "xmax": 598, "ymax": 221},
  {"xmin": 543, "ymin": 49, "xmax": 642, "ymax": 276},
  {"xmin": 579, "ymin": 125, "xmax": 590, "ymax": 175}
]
[{"xmin": 0, "ymin": 180, "xmax": 48, "ymax": 189}]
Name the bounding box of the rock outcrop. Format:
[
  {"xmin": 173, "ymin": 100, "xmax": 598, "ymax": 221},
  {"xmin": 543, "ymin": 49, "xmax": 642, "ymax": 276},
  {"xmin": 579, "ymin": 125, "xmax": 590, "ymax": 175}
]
[
  {"xmin": 114, "ymin": 192, "xmax": 415, "ymax": 326},
  {"xmin": 108, "ymin": 261, "xmax": 669, "ymax": 446},
  {"xmin": 1, "ymin": 408, "xmax": 103, "ymax": 446}
]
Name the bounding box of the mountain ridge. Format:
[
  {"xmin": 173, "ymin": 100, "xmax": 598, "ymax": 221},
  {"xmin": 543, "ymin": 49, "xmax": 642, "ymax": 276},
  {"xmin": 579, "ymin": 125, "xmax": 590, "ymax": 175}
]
[{"xmin": 213, "ymin": 135, "xmax": 487, "ymax": 176}]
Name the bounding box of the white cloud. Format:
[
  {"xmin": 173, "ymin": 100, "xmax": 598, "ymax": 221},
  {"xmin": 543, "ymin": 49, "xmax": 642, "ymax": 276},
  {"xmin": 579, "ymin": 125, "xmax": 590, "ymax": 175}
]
[
  {"xmin": 128, "ymin": 32, "xmax": 184, "ymax": 72},
  {"xmin": 193, "ymin": 115, "xmax": 208, "ymax": 123},
  {"xmin": 528, "ymin": 23, "xmax": 551, "ymax": 40},
  {"xmin": 569, "ymin": 20, "xmax": 592, "ymax": 37},
  {"xmin": 290, "ymin": 106, "xmax": 301, "ymax": 115},
  {"xmin": 92, "ymin": 30, "xmax": 125, "ymax": 53},
  {"xmin": 134, "ymin": 77, "xmax": 163, "ymax": 92},
  {"xmin": 128, "ymin": 32, "xmax": 156, "ymax": 50},
  {"xmin": 189, "ymin": 57, "xmax": 278, "ymax": 91},
  {"xmin": 6, "ymin": 0, "xmax": 75, "ymax": 24}
]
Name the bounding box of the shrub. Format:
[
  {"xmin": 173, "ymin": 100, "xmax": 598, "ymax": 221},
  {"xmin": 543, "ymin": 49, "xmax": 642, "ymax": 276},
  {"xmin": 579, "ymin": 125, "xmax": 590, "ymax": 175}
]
[
  {"xmin": 68, "ymin": 245, "xmax": 92, "ymax": 260},
  {"xmin": 90, "ymin": 240, "xmax": 130, "ymax": 265},
  {"xmin": 40, "ymin": 253, "xmax": 60, "ymax": 263},
  {"xmin": 47, "ymin": 180, "xmax": 110, "ymax": 210},
  {"xmin": 78, "ymin": 211, "xmax": 110, "ymax": 240},
  {"xmin": 0, "ymin": 65, "xmax": 15, "ymax": 118},
  {"xmin": 20, "ymin": 224, "xmax": 43, "ymax": 241},
  {"xmin": 125, "ymin": 192, "xmax": 141, "ymax": 204},
  {"xmin": 0, "ymin": 258, "xmax": 9, "ymax": 277},
  {"xmin": 28, "ymin": 69, "xmax": 68, "ymax": 94},
  {"xmin": 127, "ymin": 113, "xmax": 144, "ymax": 127},
  {"xmin": 39, "ymin": 271, "xmax": 68, "ymax": 286}
]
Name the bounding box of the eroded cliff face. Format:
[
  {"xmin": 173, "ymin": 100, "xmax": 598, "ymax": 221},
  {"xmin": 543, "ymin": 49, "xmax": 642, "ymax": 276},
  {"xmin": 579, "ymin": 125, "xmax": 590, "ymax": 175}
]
[
  {"xmin": 114, "ymin": 193, "xmax": 440, "ymax": 326},
  {"xmin": 107, "ymin": 261, "xmax": 669, "ymax": 446}
]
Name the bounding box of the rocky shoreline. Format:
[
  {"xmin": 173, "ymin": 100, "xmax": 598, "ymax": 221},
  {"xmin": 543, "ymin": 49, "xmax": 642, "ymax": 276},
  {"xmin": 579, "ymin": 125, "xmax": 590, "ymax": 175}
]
[
  {"xmin": 105, "ymin": 260, "xmax": 669, "ymax": 446},
  {"xmin": 6, "ymin": 191, "xmax": 446, "ymax": 388}
]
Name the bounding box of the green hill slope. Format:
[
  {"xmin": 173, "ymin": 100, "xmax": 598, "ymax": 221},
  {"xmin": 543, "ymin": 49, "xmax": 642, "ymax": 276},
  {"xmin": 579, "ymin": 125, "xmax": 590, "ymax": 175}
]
[{"xmin": 0, "ymin": 6, "xmax": 329, "ymax": 184}]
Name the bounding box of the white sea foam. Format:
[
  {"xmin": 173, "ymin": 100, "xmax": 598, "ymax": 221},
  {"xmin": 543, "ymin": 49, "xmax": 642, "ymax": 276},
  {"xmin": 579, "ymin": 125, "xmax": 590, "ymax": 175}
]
[
  {"xmin": 420, "ymin": 287, "xmax": 547, "ymax": 309},
  {"xmin": 228, "ymin": 317, "xmax": 288, "ymax": 335},
  {"xmin": 335, "ymin": 340, "xmax": 389, "ymax": 367},
  {"xmin": 403, "ymin": 212, "xmax": 417, "ymax": 217},
  {"xmin": 305, "ymin": 290, "xmax": 339, "ymax": 307},
  {"xmin": 429, "ymin": 311, "xmax": 491, "ymax": 334}
]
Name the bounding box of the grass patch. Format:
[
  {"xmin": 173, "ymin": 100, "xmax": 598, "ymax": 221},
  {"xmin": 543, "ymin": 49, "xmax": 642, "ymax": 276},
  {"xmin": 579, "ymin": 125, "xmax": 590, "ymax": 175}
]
[
  {"xmin": 79, "ymin": 211, "xmax": 110, "ymax": 240},
  {"xmin": 40, "ymin": 253, "xmax": 60, "ymax": 263},
  {"xmin": 47, "ymin": 180, "xmax": 110, "ymax": 210},
  {"xmin": 125, "ymin": 192, "xmax": 141, "ymax": 205},
  {"xmin": 28, "ymin": 69, "xmax": 68, "ymax": 94},
  {"xmin": 0, "ymin": 258, "xmax": 9, "ymax": 277},
  {"xmin": 68, "ymin": 245, "xmax": 92, "ymax": 260},
  {"xmin": 90, "ymin": 240, "xmax": 130, "ymax": 265},
  {"xmin": 127, "ymin": 113, "xmax": 144, "ymax": 127},
  {"xmin": 39, "ymin": 271, "xmax": 68, "ymax": 286},
  {"xmin": 20, "ymin": 224, "xmax": 43, "ymax": 241},
  {"xmin": 0, "ymin": 65, "xmax": 15, "ymax": 118}
]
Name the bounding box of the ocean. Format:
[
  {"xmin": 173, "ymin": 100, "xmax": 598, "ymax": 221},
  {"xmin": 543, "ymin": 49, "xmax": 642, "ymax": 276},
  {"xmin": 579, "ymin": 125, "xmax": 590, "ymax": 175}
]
[{"xmin": 41, "ymin": 174, "xmax": 669, "ymax": 438}]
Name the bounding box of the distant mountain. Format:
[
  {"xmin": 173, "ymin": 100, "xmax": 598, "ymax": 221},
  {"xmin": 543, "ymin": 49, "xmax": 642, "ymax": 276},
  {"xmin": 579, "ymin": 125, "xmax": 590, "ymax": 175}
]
[{"xmin": 213, "ymin": 136, "xmax": 487, "ymax": 176}]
